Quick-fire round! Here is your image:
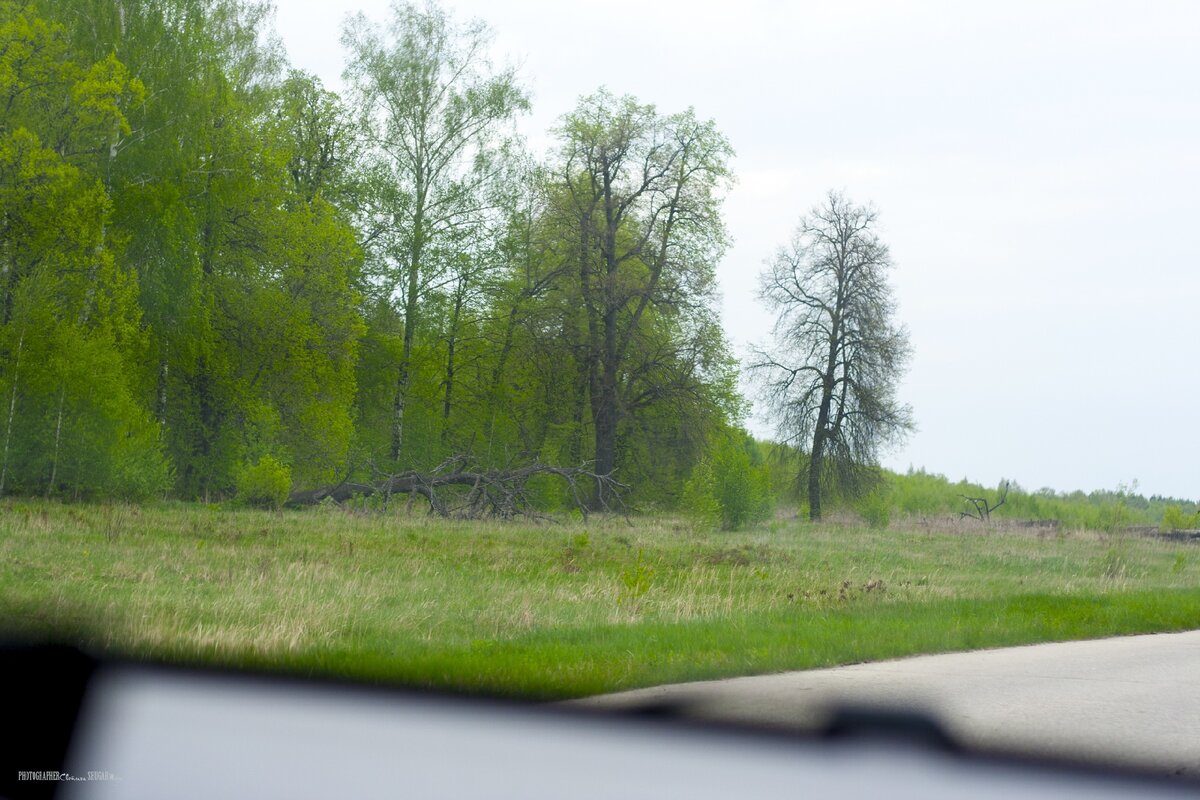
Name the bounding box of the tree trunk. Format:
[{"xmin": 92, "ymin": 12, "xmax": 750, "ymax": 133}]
[
  {"xmin": 808, "ymin": 403, "xmax": 829, "ymax": 522},
  {"xmin": 0, "ymin": 327, "xmax": 24, "ymax": 496},
  {"xmin": 489, "ymin": 303, "xmax": 519, "ymax": 396},
  {"xmin": 391, "ymin": 366, "xmax": 407, "ymax": 462},
  {"xmin": 186, "ymin": 166, "xmax": 219, "ymax": 497},
  {"xmin": 46, "ymin": 385, "xmax": 66, "ymax": 497},
  {"xmin": 590, "ymin": 176, "xmax": 621, "ymax": 500},
  {"xmin": 441, "ymin": 283, "xmax": 464, "ymax": 442},
  {"xmin": 192, "ymin": 354, "xmax": 217, "ymax": 497},
  {"xmin": 809, "ymin": 315, "xmax": 841, "ymax": 521},
  {"xmin": 391, "ymin": 183, "xmax": 426, "ymax": 462},
  {"xmin": 593, "ymin": 361, "xmax": 618, "ymax": 479},
  {"xmin": 441, "ymin": 334, "xmax": 455, "ymax": 433},
  {"xmin": 1, "ymin": 263, "xmax": 16, "ymax": 327},
  {"xmin": 287, "ymin": 459, "xmax": 628, "ymax": 519},
  {"xmin": 156, "ymin": 341, "xmax": 169, "ymax": 428}
]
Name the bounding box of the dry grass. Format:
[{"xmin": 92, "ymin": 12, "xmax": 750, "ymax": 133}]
[{"xmin": 1, "ymin": 499, "xmax": 1198, "ymax": 697}]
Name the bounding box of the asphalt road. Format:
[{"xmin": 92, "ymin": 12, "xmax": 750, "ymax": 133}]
[{"xmin": 572, "ymin": 631, "xmax": 1200, "ymax": 778}]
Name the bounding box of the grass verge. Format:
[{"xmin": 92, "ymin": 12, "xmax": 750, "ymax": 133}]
[{"xmin": 1, "ymin": 500, "xmax": 1198, "ymax": 699}]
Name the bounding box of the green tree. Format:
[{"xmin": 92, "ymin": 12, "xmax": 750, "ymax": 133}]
[
  {"xmin": 343, "ymin": 0, "xmax": 528, "ymax": 466},
  {"xmin": 548, "ymin": 90, "xmax": 734, "ymax": 501},
  {"xmin": 0, "ymin": 2, "xmax": 164, "ymax": 498},
  {"xmin": 37, "ymin": 0, "xmax": 363, "ymax": 499},
  {"xmin": 683, "ymin": 431, "xmax": 774, "ymax": 530},
  {"xmin": 1161, "ymin": 505, "xmax": 1200, "ymax": 532}
]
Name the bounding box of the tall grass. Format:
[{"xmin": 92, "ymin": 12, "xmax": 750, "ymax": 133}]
[{"xmin": 1, "ymin": 499, "xmax": 1198, "ymax": 698}]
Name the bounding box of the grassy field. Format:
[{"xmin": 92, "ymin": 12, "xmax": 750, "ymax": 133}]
[{"xmin": 2, "ymin": 500, "xmax": 1199, "ymax": 699}]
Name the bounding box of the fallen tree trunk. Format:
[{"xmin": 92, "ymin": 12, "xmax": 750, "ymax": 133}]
[{"xmin": 287, "ymin": 458, "xmax": 628, "ymax": 521}]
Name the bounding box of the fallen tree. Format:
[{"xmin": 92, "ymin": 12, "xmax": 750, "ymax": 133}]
[{"xmin": 287, "ymin": 456, "xmax": 629, "ymax": 520}]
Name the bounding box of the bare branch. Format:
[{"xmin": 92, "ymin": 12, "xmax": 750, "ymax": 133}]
[{"xmin": 959, "ymin": 481, "xmax": 1010, "ymax": 522}]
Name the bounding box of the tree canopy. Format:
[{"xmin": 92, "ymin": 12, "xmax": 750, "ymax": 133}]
[{"xmin": 0, "ymin": 0, "xmax": 749, "ymax": 511}]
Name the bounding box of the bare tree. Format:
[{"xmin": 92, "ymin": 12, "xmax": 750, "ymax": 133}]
[{"xmin": 752, "ymin": 191, "xmax": 913, "ymax": 521}]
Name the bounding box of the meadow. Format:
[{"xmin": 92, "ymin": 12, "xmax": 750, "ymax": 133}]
[{"xmin": 2, "ymin": 500, "xmax": 1199, "ymax": 699}]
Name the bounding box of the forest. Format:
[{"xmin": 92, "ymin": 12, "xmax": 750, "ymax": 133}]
[{"xmin": 0, "ymin": 0, "xmax": 753, "ymax": 511}]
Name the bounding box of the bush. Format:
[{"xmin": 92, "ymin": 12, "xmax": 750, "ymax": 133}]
[
  {"xmin": 236, "ymin": 456, "xmax": 292, "ymax": 509},
  {"xmin": 1161, "ymin": 505, "xmax": 1200, "ymax": 532},
  {"xmin": 684, "ymin": 437, "xmax": 774, "ymax": 531},
  {"xmin": 858, "ymin": 490, "xmax": 891, "ymax": 529},
  {"xmin": 1098, "ymin": 498, "xmax": 1132, "ymax": 533}
]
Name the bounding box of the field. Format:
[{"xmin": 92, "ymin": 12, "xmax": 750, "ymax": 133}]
[{"xmin": 2, "ymin": 500, "xmax": 1199, "ymax": 699}]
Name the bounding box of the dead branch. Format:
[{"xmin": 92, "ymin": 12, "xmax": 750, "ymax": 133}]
[
  {"xmin": 959, "ymin": 481, "xmax": 1010, "ymax": 522},
  {"xmin": 287, "ymin": 457, "xmax": 629, "ymax": 521}
]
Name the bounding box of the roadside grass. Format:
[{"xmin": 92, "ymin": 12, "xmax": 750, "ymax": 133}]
[{"xmin": 1, "ymin": 500, "xmax": 1198, "ymax": 699}]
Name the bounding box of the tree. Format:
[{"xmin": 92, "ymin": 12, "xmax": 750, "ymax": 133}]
[
  {"xmin": 342, "ymin": 0, "xmax": 528, "ymax": 466},
  {"xmin": 0, "ymin": 2, "xmax": 165, "ymax": 500},
  {"xmin": 682, "ymin": 430, "xmax": 773, "ymax": 530},
  {"xmin": 549, "ymin": 90, "xmax": 734, "ymax": 501},
  {"xmin": 752, "ymin": 191, "xmax": 913, "ymax": 521},
  {"xmin": 39, "ymin": 0, "xmax": 363, "ymax": 499}
]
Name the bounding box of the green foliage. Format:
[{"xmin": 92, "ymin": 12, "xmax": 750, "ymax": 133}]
[
  {"xmin": 875, "ymin": 468, "xmax": 1198, "ymax": 531},
  {"xmin": 684, "ymin": 433, "xmax": 774, "ymax": 530},
  {"xmin": 2, "ymin": 0, "xmax": 1192, "ymax": 522},
  {"xmin": 0, "ymin": 4, "xmax": 165, "ymax": 501},
  {"xmin": 618, "ymin": 550, "xmax": 655, "ymax": 606},
  {"xmin": 1097, "ymin": 499, "xmax": 1131, "ymax": 533},
  {"xmin": 1161, "ymin": 505, "xmax": 1200, "ymax": 532},
  {"xmin": 0, "ymin": 0, "xmax": 366, "ymax": 503},
  {"xmin": 235, "ymin": 456, "xmax": 292, "ymax": 510},
  {"xmin": 890, "ymin": 468, "xmax": 961, "ymax": 516},
  {"xmin": 0, "ymin": 1, "xmax": 756, "ymax": 509},
  {"xmin": 857, "ymin": 489, "xmax": 891, "ymax": 529},
  {"xmin": 681, "ymin": 458, "xmax": 720, "ymax": 523}
]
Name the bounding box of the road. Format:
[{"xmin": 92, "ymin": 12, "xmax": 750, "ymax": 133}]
[{"xmin": 572, "ymin": 631, "xmax": 1200, "ymax": 777}]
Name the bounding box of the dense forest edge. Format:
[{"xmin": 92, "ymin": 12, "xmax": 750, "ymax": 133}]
[
  {"xmin": 0, "ymin": 0, "xmax": 742, "ymax": 510},
  {"xmin": 0, "ymin": 1, "xmax": 1194, "ymax": 530}
]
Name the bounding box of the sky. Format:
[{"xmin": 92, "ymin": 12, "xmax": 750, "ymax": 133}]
[{"xmin": 270, "ymin": 0, "xmax": 1200, "ymax": 500}]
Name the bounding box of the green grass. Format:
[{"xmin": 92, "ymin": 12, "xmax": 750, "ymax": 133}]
[{"xmin": 2, "ymin": 500, "xmax": 1199, "ymax": 699}]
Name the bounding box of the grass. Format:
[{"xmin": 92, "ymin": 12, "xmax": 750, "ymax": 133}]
[{"xmin": 1, "ymin": 500, "xmax": 1199, "ymax": 699}]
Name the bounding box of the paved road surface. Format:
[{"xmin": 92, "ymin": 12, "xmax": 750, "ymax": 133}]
[{"xmin": 572, "ymin": 631, "xmax": 1200, "ymax": 777}]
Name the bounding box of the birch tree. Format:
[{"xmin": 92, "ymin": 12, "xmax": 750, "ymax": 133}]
[{"xmin": 343, "ymin": 1, "xmax": 527, "ymax": 465}]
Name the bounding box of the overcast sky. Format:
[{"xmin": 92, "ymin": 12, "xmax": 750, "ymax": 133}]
[{"xmin": 271, "ymin": 0, "xmax": 1199, "ymax": 500}]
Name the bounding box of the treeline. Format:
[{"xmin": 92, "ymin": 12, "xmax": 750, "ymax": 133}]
[
  {"xmin": 717, "ymin": 440, "xmax": 1198, "ymax": 531},
  {"xmin": 0, "ymin": 0, "xmax": 741, "ymax": 505},
  {"xmin": 868, "ymin": 468, "xmax": 1200, "ymax": 531}
]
